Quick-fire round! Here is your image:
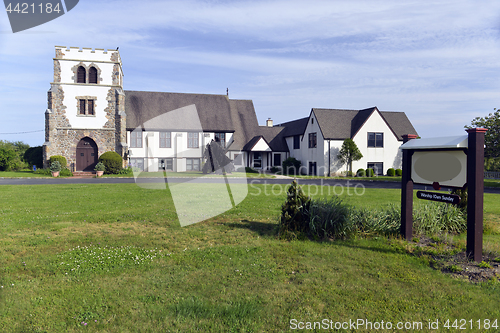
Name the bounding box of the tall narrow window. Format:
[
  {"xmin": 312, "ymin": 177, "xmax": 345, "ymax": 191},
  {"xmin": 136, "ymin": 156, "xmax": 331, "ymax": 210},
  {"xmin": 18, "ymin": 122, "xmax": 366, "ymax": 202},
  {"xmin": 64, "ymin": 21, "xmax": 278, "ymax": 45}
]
[
  {"xmin": 188, "ymin": 132, "xmax": 199, "ymax": 148},
  {"xmin": 77, "ymin": 66, "xmax": 86, "ymax": 83},
  {"xmin": 159, "ymin": 132, "xmax": 171, "ymax": 148},
  {"xmin": 293, "ymin": 135, "xmax": 300, "ymax": 149},
  {"xmin": 130, "ymin": 131, "xmax": 143, "ymax": 148},
  {"xmin": 87, "ymin": 100, "xmax": 94, "ymax": 115},
  {"xmin": 308, "ymin": 132, "xmax": 317, "ymax": 148},
  {"xmin": 89, "ymin": 67, "xmax": 98, "ymax": 84},
  {"xmin": 79, "ymin": 99, "xmax": 86, "ymax": 115},
  {"xmin": 215, "ymin": 133, "xmax": 226, "ymax": 147}
]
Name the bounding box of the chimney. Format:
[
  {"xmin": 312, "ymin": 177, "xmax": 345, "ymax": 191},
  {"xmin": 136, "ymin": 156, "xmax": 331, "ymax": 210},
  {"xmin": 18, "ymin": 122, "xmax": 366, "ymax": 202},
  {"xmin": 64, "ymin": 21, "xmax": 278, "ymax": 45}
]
[{"xmin": 266, "ymin": 118, "xmax": 273, "ymax": 127}]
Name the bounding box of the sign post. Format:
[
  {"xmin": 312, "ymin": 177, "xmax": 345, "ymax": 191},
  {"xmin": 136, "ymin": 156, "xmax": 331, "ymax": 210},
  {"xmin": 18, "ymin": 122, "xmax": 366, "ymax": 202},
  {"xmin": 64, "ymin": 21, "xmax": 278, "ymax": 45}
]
[{"xmin": 400, "ymin": 128, "xmax": 487, "ymax": 262}]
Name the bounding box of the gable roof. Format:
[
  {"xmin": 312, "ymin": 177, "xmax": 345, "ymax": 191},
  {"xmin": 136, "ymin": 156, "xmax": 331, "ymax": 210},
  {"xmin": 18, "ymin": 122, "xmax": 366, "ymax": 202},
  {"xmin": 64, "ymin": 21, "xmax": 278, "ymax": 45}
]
[
  {"xmin": 275, "ymin": 117, "xmax": 309, "ymax": 137},
  {"xmin": 256, "ymin": 126, "xmax": 288, "ymax": 152},
  {"xmin": 227, "ymin": 99, "xmax": 260, "ymax": 151},
  {"xmin": 379, "ymin": 111, "xmax": 418, "ymax": 141},
  {"xmin": 124, "ymin": 90, "xmax": 236, "ymax": 132},
  {"xmin": 311, "ymin": 107, "xmax": 417, "ymax": 141}
]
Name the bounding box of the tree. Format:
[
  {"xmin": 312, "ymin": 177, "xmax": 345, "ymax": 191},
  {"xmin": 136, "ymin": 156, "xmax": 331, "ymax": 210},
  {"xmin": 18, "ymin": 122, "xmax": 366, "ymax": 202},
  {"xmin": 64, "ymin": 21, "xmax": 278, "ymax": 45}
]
[
  {"xmin": 465, "ymin": 108, "xmax": 500, "ymax": 158},
  {"xmin": 337, "ymin": 138, "xmax": 363, "ymax": 173}
]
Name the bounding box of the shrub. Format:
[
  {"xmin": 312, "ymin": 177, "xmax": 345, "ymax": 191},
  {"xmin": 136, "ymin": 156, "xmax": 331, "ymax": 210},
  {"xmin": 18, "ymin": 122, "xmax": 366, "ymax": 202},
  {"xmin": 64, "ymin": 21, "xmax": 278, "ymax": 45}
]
[
  {"xmin": 395, "ymin": 168, "xmax": 402, "ymax": 176},
  {"xmin": 365, "ymin": 168, "xmax": 374, "ymax": 177},
  {"xmin": 282, "ymin": 157, "xmax": 301, "ymax": 175},
  {"xmin": 60, "ymin": 167, "xmax": 73, "ymax": 177},
  {"xmin": 34, "ymin": 168, "xmax": 51, "ymax": 176},
  {"xmin": 308, "ymin": 196, "xmax": 353, "ymax": 240},
  {"xmin": 50, "ymin": 161, "xmax": 61, "ymax": 172},
  {"xmin": 94, "ymin": 162, "xmax": 106, "ymax": 171},
  {"xmin": 413, "ymin": 202, "xmax": 466, "ymax": 234},
  {"xmin": 270, "ymin": 166, "xmax": 280, "ymax": 174},
  {"xmin": 23, "ymin": 146, "xmax": 43, "ymax": 169},
  {"xmin": 245, "ymin": 167, "xmax": 259, "ymax": 174},
  {"xmin": 98, "ymin": 151, "xmax": 123, "ymax": 174},
  {"xmin": 356, "ymin": 168, "xmax": 366, "ymax": 177},
  {"xmin": 119, "ymin": 166, "xmax": 133, "ymax": 175},
  {"xmin": 387, "ymin": 168, "xmax": 395, "ymax": 176},
  {"xmin": 49, "ymin": 155, "xmax": 67, "ymax": 168},
  {"xmin": 278, "ymin": 180, "xmax": 311, "ymax": 239},
  {"xmin": 346, "ymin": 171, "xmax": 354, "ymax": 177}
]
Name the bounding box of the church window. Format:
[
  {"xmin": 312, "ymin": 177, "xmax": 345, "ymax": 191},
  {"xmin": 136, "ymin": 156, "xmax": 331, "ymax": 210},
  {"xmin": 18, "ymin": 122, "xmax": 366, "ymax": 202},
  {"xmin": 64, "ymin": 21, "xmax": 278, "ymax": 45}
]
[
  {"xmin": 89, "ymin": 67, "xmax": 98, "ymax": 84},
  {"xmin": 77, "ymin": 66, "xmax": 86, "ymax": 83},
  {"xmin": 77, "ymin": 97, "xmax": 96, "ymax": 116}
]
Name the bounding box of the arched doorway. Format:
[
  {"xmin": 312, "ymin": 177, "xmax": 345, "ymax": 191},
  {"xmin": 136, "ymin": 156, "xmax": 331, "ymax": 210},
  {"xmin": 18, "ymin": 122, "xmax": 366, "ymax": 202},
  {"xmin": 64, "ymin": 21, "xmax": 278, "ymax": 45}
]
[{"xmin": 76, "ymin": 137, "xmax": 98, "ymax": 171}]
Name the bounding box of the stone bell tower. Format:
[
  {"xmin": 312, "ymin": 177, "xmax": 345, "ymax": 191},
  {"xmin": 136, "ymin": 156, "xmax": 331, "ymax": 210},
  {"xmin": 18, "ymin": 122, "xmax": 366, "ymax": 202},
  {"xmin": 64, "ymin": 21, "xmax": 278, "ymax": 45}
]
[{"xmin": 43, "ymin": 46, "xmax": 127, "ymax": 171}]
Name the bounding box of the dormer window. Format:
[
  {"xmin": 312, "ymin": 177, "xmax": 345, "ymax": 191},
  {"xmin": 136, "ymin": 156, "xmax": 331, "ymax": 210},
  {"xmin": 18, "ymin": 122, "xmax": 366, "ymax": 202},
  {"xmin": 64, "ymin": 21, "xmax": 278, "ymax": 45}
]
[
  {"xmin": 77, "ymin": 66, "xmax": 86, "ymax": 83},
  {"xmin": 89, "ymin": 67, "xmax": 98, "ymax": 84}
]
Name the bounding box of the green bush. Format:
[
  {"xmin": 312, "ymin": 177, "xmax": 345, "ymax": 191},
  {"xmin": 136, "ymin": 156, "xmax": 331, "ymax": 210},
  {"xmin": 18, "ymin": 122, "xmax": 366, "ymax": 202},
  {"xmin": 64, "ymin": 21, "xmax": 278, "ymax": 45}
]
[
  {"xmin": 282, "ymin": 157, "xmax": 301, "ymax": 175},
  {"xmin": 119, "ymin": 166, "xmax": 133, "ymax": 175},
  {"xmin": 395, "ymin": 168, "xmax": 402, "ymax": 176},
  {"xmin": 412, "ymin": 202, "xmax": 466, "ymax": 234},
  {"xmin": 278, "ymin": 180, "xmax": 311, "ymax": 239},
  {"xmin": 387, "ymin": 168, "xmax": 395, "ymax": 176},
  {"xmin": 98, "ymin": 151, "xmax": 123, "ymax": 174},
  {"xmin": 365, "ymin": 168, "xmax": 374, "ymax": 177},
  {"xmin": 60, "ymin": 167, "xmax": 73, "ymax": 177},
  {"xmin": 49, "ymin": 155, "xmax": 67, "ymax": 168},
  {"xmin": 94, "ymin": 162, "xmax": 106, "ymax": 171},
  {"xmin": 34, "ymin": 168, "xmax": 51, "ymax": 176},
  {"xmin": 245, "ymin": 167, "xmax": 259, "ymax": 174},
  {"xmin": 308, "ymin": 196, "xmax": 353, "ymax": 240},
  {"xmin": 346, "ymin": 171, "xmax": 354, "ymax": 177},
  {"xmin": 50, "ymin": 161, "xmax": 61, "ymax": 172},
  {"xmin": 24, "ymin": 146, "xmax": 43, "ymax": 168},
  {"xmin": 356, "ymin": 168, "xmax": 366, "ymax": 177}
]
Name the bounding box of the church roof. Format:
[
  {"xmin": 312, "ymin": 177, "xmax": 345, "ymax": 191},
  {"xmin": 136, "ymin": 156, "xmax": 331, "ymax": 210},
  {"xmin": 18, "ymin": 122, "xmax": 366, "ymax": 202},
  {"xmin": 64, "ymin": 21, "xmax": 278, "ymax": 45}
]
[{"xmin": 124, "ymin": 90, "xmax": 237, "ymax": 132}]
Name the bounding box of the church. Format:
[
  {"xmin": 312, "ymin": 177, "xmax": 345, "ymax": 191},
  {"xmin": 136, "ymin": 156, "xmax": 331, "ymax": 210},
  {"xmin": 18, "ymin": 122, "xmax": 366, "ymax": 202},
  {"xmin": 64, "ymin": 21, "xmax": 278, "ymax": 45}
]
[{"xmin": 43, "ymin": 46, "xmax": 417, "ymax": 176}]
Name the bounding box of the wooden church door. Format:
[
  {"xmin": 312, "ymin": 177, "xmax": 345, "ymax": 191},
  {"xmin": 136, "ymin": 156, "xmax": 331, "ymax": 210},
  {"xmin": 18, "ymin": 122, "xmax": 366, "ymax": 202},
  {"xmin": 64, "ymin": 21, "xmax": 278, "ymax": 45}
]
[{"xmin": 76, "ymin": 137, "xmax": 98, "ymax": 171}]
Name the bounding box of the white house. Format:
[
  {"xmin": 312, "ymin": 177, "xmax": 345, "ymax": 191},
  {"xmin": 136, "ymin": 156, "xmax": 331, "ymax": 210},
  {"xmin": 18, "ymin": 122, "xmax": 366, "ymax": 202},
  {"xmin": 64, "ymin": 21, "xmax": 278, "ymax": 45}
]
[
  {"xmin": 43, "ymin": 46, "xmax": 417, "ymax": 175},
  {"xmin": 277, "ymin": 107, "xmax": 418, "ymax": 176}
]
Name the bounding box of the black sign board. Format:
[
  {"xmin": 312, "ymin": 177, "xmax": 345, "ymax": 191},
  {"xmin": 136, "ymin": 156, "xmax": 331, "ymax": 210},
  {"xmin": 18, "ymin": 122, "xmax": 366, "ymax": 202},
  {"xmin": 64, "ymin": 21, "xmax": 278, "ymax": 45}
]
[{"xmin": 416, "ymin": 191, "xmax": 460, "ymax": 205}]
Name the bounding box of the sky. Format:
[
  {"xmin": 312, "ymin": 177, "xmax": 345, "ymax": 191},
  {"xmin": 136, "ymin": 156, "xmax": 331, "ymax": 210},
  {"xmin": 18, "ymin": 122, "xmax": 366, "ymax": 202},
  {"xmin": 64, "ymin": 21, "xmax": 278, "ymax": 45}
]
[{"xmin": 1, "ymin": 0, "xmax": 500, "ymax": 147}]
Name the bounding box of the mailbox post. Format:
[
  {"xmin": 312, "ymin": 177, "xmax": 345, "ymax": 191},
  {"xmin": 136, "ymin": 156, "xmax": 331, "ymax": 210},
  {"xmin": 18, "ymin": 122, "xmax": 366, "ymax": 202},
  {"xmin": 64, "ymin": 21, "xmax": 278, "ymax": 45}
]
[{"xmin": 400, "ymin": 128, "xmax": 487, "ymax": 262}]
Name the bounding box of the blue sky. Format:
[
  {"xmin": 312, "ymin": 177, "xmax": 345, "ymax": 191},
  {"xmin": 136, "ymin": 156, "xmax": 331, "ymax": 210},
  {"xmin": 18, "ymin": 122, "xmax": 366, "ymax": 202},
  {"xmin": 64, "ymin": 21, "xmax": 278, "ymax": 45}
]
[{"xmin": 1, "ymin": 0, "xmax": 500, "ymax": 146}]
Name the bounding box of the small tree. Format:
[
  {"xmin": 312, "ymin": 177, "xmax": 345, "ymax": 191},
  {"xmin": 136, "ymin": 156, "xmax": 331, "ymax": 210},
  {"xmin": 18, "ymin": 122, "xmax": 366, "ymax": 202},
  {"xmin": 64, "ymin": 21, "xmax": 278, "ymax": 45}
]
[
  {"xmin": 465, "ymin": 108, "xmax": 500, "ymax": 158},
  {"xmin": 278, "ymin": 180, "xmax": 311, "ymax": 238},
  {"xmin": 337, "ymin": 139, "xmax": 363, "ymax": 173}
]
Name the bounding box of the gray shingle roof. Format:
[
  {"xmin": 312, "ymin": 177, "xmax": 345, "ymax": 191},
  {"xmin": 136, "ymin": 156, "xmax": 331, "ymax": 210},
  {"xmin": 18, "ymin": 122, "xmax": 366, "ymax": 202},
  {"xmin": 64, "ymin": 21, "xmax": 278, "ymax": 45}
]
[
  {"xmin": 312, "ymin": 107, "xmax": 417, "ymax": 141},
  {"xmin": 124, "ymin": 90, "xmax": 235, "ymax": 132},
  {"xmin": 227, "ymin": 99, "xmax": 260, "ymax": 151},
  {"xmin": 275, "ymin": 117, "xmax": 309, "ymax": 137},
  {"xmin": 256, "ymin": 126, "xmax": 288, "ymax": 152},
  {"xmin": 379, "ymin": 111, "xmax": 418, "ymax": 141}
]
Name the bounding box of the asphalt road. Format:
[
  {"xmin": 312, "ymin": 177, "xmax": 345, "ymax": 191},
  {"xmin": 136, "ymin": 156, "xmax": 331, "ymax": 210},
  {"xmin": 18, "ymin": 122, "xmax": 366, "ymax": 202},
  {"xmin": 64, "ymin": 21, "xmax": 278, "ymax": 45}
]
[{"xmin": 1, "ymin": 176, "xmax": 499, "ymax": 193}]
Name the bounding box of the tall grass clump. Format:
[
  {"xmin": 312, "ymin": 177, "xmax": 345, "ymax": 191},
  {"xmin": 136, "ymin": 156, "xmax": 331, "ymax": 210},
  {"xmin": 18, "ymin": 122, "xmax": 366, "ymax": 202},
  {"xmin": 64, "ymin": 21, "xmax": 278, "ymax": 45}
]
[
  {"xmin": 308, "ymin": 196, "xmax": 353, "ymax": 239},
  {"xmin": 352, "ymin": 203, "xmax": 401, "ymax": 236},
  {"xmin": 413, "ymin": 202, "xmax": 466, "ymax": 234}
]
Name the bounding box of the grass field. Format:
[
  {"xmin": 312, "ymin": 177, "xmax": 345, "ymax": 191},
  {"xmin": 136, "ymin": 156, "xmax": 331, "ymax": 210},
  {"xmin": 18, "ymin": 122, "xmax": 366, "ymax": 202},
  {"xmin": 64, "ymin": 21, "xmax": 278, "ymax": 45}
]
[{"xmin": 0, "ymin": 183, "xmax": 499, "ymax": 332}]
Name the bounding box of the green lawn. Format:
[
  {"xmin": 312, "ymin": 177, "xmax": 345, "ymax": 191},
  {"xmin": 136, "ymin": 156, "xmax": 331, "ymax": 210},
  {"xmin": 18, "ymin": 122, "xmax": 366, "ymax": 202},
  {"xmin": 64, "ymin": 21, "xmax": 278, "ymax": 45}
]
[{"xmin": 0, "ymin": 184, "xmax": 499, "ymax": 332}]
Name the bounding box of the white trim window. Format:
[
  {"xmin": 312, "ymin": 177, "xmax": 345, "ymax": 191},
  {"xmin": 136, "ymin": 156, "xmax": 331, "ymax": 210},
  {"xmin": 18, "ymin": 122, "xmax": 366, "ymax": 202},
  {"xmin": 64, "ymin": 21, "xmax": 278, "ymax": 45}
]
[
  {"xmin": 130, "ymin": 131, "xmax": 142, "ymax": 148},
  {"xmin": 186, "ymin": 158, "xmax": 200, "ymax": 171},
  {"xmin": 159, "ymin": 132, "xmax": 171, "ymax": 148},
  {"xmin": 188, "ymin": 132, "xmax": 199, "ymax": 148}
]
